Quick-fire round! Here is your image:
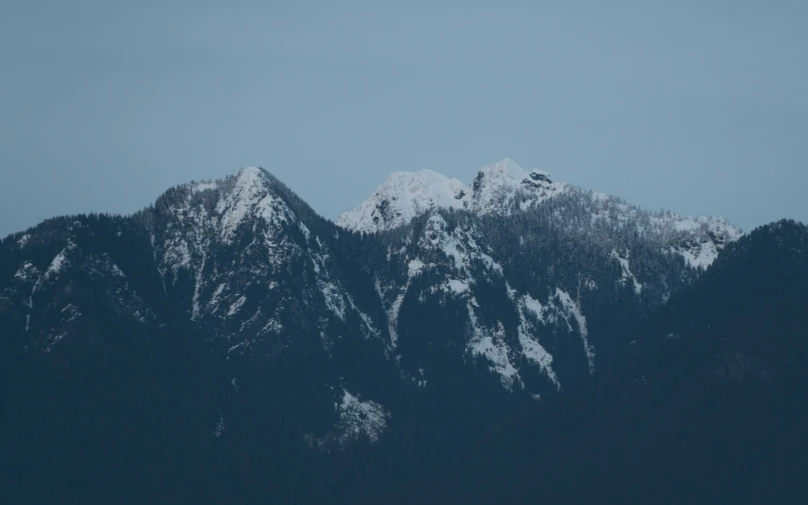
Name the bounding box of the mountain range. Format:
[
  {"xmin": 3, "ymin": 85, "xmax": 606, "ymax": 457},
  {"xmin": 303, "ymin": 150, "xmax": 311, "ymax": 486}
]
[{"xmin": 2, "ymin": 158, "xmax": 803, "ymax": 505}]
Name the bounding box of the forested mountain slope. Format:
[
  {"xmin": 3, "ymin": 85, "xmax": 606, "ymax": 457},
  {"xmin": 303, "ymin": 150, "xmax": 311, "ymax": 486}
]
[
  {"xmin": 389, "ymin": 220, "xmax": 808, "ymax": 505},
  {"xmin": 0, "ymin": 162, "xmax": 749, "ymax": 504}
]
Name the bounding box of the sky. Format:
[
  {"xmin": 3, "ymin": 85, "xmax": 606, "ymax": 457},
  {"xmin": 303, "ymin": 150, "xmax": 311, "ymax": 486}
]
[{"xmin": 1, "ymin": 0, "xmax": 806, "ymax": 237}]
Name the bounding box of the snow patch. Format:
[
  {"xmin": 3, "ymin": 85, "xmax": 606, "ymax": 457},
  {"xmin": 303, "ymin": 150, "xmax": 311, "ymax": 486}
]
[
  {"xmin": 555, "ymin": 289, "xmax": 595, "ymax": 372},
  {"xmin": 516, "ymin": 293, "xmax": 559, "ymax": 388},
  {"xmin": 259, "ymin": 318, "xmax": 283, "ymax": 335},
  {"xmin": 383, "ymin": 286, "xmax": 406, "ymax": 350},
  {"xmin": 14, "ymin": 262, "xmax": 38, "ymax": 282},
  {"xmin": 346, "ymin": 293, "xmax": 382, "ymax": 341},
  {"xmin": 522, "ymin": 294, "xmax": 545, "ymax": 324},
  {"xmin": 298, "ymin": 222, "xmax": 312, "ymax": 241},
  {"xmin": 310, "ymin": 390, "xmax": 389, "ymax": 448},
  {"xmin": 318, "ymin": 281, "xmax": 346, "ymax": 320},
  {"xmin": 227, "ymin": 341, "xmax": 249, "ymax": 354},
  {"xmin": 208, "ymin": 283, "xmax": 227, "ymax": 314},
  {"xmin": 408, "ymin": 259, "xmax": 425, "ymax": 276},
  {"xmin": 335, "ymin": 390, "xmax": 388, "ymax": 444},
  {"xmin": 420, "ymin": 214, "xmax": 502, "ymax": 278},
  {"xmin": 505, "ymin": 281, "xmax": 517, "ymax": 300},
  {"xmin": 466, "ymin": 300, "xmax": 520, "ymax": 389},
  {"xmin": 25, "ymin": 243, "xmax": 76, "ymax": 331},
  {"xmin": 677, "ymin": 244, "xmax": 718, "ymax": 270},
  {"xmin": 227, "ymin": 295, "xmax": 247, "ymax": 316},
  {"xmin": 611, "ymin": 249, "xmax": 643, "ymax": 294},
  {"xmin": 43, "ymin": 247, "xmax": 70, "ymax": 280},
  {"xmin": 446, "ymin": 279, "xmax": 469, "ymax": 294}
]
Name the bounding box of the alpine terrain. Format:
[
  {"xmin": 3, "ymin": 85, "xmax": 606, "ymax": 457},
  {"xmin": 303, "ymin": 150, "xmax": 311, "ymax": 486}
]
[{"xmin": 7, "ymin": 158, "xmax": 800, "ymax": 505}]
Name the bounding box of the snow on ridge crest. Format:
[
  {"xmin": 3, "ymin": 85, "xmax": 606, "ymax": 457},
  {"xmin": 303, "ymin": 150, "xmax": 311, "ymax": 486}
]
[
  {"xmin": 469, "ymin": 158, "xmax": 567, "ymax": 215},
  {"xmin": 336, "ymin": 169, "xmax": 469, "ymax": 233},
  {"xmin": 154, "ymin": 165, "xmax": 303, "ymax": 322},
  {"xmin": 214, "ymin": 166, "xmax": 290, "ymax": 244},
  {"xmin": 482, "ymin": 157, "xmax": 528, "ymax": 180},
  {"xmin": 337, "ymin": 158, "xmax": 568, "ymax": 233},
  {"xmin": 337, "ymin": 158, "xmax": 743, "ymax": 269},
  {"xmin": 157, "ymin": 165, "xmax": 293, "ymax": 250}
]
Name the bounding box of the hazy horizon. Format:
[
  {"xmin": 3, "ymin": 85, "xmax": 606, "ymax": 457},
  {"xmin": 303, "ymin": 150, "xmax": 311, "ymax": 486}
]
[{"xmin": 2, "ymin": 1, "xmax": 806, "ymax": 237}]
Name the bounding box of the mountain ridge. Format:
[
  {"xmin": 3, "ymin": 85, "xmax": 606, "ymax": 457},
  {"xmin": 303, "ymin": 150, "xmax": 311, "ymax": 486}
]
[
  {"xmin": 1, "ymin": 161, "xmax": 742, "ymax": 395},
  {"xmin": 337, "ymin": 158, "xmax": 742, "ymax": 268},
  {"xmin": 0, "ymin": 160, "xmax": 758, "ymax": 505}
]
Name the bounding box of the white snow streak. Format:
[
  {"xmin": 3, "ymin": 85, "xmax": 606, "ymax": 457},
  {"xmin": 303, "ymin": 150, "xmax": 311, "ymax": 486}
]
[
  {"xmin": 611, "ymin": 249, "xmax": 643, "ymax": 295},
  {"xmin": 227, "ymin": 295, "xmax": 247, "ymax": 316},
  {"xmin": 466, "ymin": 300, "xmax": 520, "ymax": 389},
  {"xmin": 555, "ymin": 289, "xmax": 595, "ymax": 372}
]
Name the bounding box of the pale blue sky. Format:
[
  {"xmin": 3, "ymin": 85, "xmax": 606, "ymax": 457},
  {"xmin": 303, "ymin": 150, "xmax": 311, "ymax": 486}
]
[{"xmin": 1, "ymin": 0, "xmax": 806, "ymax": 236}]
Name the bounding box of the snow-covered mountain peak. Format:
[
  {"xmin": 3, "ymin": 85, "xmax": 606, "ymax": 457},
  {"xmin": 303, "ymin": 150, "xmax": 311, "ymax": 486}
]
[
  {"xmin": 150, "ymin": 165, "xmax": 303, "ymax": 300},
  {"xmin": 469, "ymin": 158, "xmax": 568, "ymax": 214},
  {"xmin": 156, "ymin": 166, "xmax": 292, "ymax": 240},
  {"xmin": 337, "ymin": 158, "xmax": 572, "ymax": 234},
  {"xmin": 182, "ymin": 166, "xmax": 270, "ymax": 197},
  {"xmin": 336, "ymin": 159, "xmax": 741, "ymax": 269},
  {"xmin": 212, "ymin": 167, "xmax": 291, "ymax": 244},
  {"xmin": 336, "ymin": 169, "xmax": 469, "ymax": 233},
  {"xmin": 482, "ymin": 157, "xmax": 528, "ymax": 180}
]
